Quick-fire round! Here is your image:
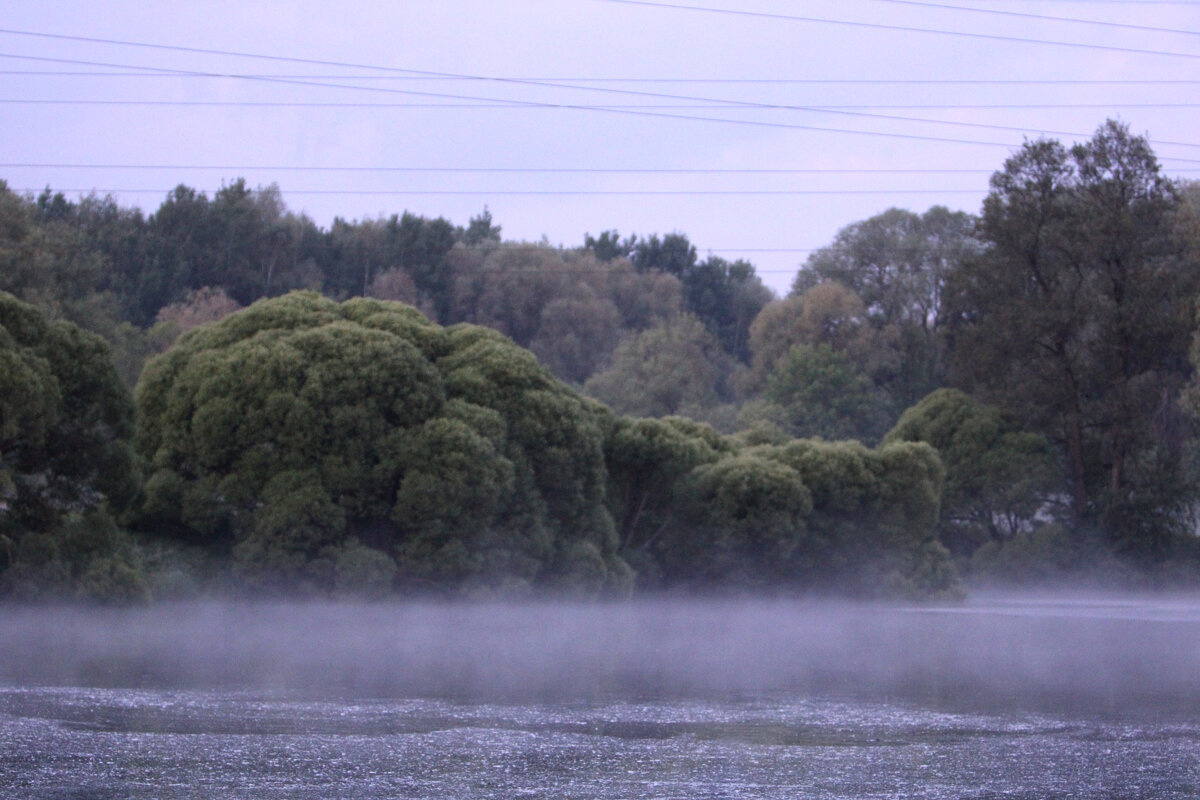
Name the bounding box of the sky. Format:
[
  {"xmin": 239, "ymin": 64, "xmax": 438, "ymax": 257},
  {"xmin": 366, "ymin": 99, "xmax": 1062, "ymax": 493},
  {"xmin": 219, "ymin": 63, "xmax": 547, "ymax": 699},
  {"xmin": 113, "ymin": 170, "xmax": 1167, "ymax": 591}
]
[{"xmin": 2, "ymin": 0, "xmax": 1200, "ymax": 295}]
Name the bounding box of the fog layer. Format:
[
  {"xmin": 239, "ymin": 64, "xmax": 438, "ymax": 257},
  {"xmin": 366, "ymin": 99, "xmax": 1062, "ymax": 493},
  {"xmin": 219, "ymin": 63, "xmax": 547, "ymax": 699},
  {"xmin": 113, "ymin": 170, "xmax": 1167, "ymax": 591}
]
[{"xmin": 3, "ymin": 595, "xmax": 1199, "ymax": 718}]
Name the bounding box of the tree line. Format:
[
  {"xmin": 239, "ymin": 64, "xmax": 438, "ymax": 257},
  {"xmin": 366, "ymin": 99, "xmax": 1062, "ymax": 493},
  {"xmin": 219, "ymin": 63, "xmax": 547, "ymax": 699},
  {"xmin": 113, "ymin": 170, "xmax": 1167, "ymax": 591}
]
[{"xmin": 2, "ymin": 119, "xmax": 1199, "ymax": 600}]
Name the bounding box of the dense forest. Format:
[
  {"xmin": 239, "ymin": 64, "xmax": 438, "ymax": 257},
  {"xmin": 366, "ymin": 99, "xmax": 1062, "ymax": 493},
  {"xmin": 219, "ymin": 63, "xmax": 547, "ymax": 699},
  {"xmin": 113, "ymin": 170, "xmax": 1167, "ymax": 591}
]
[{"xmin": 3, "ymin": 120, "xmax": 1200, "ymax": 601}]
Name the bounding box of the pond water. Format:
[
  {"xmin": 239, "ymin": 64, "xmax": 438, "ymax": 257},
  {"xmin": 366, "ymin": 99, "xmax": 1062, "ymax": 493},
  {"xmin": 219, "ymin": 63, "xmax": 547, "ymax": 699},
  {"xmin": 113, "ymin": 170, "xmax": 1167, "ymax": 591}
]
[{"xmin": 1, "ymin": 596, "xmax": 1198, "ymax": 799}]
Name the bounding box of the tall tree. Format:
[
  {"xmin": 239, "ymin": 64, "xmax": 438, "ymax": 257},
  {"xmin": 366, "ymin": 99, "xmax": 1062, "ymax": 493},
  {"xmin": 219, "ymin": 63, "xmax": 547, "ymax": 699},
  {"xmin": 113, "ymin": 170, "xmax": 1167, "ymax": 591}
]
[
  {"xmin": 950, "ymin": 120, "xmax": 1198, "ymax": 554},
  {"xmin": 793, "ymin": 206, "xmax": 980, "ymax": 406},
  {"xmin": 680, "ymin": 256, "xmax": 773, "ymax": 363},
  {"xmin": 630, "ymin": 232, "xmax": 696, "ymax": 277}
]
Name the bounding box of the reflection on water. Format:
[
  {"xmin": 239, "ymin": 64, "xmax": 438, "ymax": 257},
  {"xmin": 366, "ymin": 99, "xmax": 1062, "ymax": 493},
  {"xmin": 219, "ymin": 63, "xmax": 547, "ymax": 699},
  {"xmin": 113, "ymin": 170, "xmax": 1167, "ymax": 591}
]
[{"xmin": 1, "ymin": 596, "xmax": 1199, "ymax": 798}]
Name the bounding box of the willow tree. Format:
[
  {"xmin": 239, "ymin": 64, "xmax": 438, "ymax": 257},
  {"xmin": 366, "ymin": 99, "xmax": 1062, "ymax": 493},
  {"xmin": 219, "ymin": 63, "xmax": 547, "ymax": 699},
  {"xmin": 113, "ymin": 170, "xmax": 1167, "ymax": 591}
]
[
  {"xmin": 885, "ymin": 389, "xmax": 1059, "ymax": 559},
  {"xmin": 0, "ymin": 291, "xmax": 142, "ymax": 599},
  {"xmin": 135, "ymin": 291, "xmax": 631, "ymax": 595}
]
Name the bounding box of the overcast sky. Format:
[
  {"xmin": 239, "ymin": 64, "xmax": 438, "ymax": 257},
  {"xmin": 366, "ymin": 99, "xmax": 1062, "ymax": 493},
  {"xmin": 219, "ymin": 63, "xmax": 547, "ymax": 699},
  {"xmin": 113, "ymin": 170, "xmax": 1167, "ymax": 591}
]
[{"xmin": 3, "ymin": 0, "xmax": 1200, "ymax": 294}]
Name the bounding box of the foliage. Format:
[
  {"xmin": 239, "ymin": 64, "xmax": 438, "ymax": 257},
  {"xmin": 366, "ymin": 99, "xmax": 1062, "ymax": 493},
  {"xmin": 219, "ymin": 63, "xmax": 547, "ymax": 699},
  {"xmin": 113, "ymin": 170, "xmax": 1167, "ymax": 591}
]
[
  {"xmin": 680, "ymin": 256, "xmax": 773, "ymax": 362},
  {"xmin": 529, "ymin": 289, "xmax": 623, "ymax": 385},
  {"xmin": 2, "ymin": 509, "xmax": 150, "ymax": 603},
  {"xmin": 603, "ymin": 415, "xmax": 724, "ymax": 584},
  {"xmin": 601, "ymin": 413, "xmax": 956, "ymax": 595},
  {"xmin": 155, "ymin": 286, "xmax": 243, "ymax": 332},
  {"xmin": 584, "ymin": 314, "xmax": 733, "ymax": 418},
  {"xmin": 793, "ymin": 206, "xmax": 980, "ymax": 407},
  {"xmin": 762, "ymin": 437, "xmax": 956, "ymax": 596},
  {"xmin": 134, "ymin": 291, "xmax": 629, "ymax": 596},
  {"xmin": 968, "ymin": 523, "xmax": 1133, "ymax": 587},
  {"xmin": 0, "ymin": 183, "xmax": 115, "ymax": 332},
  {"xmin": 0, "ymin": 291, "xmax": 138, "ymax": 546},
  {"xmin": 764, "ymin": 344, "xmax": 892, "ymax": 443},
  {"xmin": 951, "ymin": 120, "xmax": 1199, "ymax": 556},
  {"xmin": 885, "ymin": 389, "xmax": 1060, "ymax": 559},
  {"xmin": 630, "ymin": 232, "xmax": 697, "ymax": 276},
  {"xmin": 8, "ymin": 134, "xmax": 1197, "ymax": 596}
]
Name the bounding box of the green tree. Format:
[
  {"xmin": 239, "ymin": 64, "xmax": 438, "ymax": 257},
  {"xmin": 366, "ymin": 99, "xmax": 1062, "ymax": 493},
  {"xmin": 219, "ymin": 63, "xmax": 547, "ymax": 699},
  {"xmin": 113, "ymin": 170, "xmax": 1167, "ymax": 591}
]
[
  {"xmin": 0, "ymin": 292, "xmax": 140, "ymax": 596},
  {"xmin": 449, "ymin": 244, "xmax": 572, "ymax": 347},
  {"xmin": 749, "ymin": 281, "xmax": 897, "ymax": 390},
  {"xmin": 764, "ymin": 344, "xmax": 892, "ymax": 442},
  {"xmin": 583, "ymin": 229, "xmax": 637, "ymax": 261},
  {"xmin": 884, "ymin": 389, "xmax": 1060, "ymax": 559},
  {"xmin": 576, "ymin": 254, "xmax": 682, "ymax": 332},
  {"xmin": 135, "ymin": 292, "xmax": 630, "ymax": 596},
  {"xmin": 584, "ymin": 314, "xmax": 733, "ymax": 418},
  {"xmin": 631, "ymin": 232, "xmax": 696, "ymax": 276},
  {"xmin": 793, "ymin": 206, "xmax": 980, "ymax": 406},
  {"xmin": 680, "ymin": 256, "xmax": 773, "ymax": 362},
  {"xmin": 461, "ymin": 206, "xmax": 502, "ymax": 245},
  {"xmin": 602, "ymin": 416, "xmax": 725, "ymax": 584},
  {"xmin": 529, "ymin": 289, "xmax": 623, "ymax": 384},
  {"xmin": 950, "ymin": 120, "xmax": 1198, "ymax": 556},
  {"xmin": 762, "ymin": 437, "xmax": 956, "ymax": 595},
  {"xmin": 0, "ymin": 183, "xmax": 114, "ymax": 332},
  {"xmin": 673, "ymin": 455, "xmax": 813, "ymax": 586}
]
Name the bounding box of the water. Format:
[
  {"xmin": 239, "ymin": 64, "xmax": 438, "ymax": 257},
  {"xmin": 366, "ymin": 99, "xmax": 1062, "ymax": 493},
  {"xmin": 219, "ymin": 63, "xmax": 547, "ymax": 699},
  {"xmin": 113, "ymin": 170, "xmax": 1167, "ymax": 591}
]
[{"xmin": 2, "ymin": 596, "xmax": 1198, "ymax": 799}]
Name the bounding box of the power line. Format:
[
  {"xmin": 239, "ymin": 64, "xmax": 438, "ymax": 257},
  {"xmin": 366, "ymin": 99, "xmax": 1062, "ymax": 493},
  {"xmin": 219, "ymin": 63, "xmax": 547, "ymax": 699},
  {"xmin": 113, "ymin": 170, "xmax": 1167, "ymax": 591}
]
[
  {"xmin": 5, "ymin": 31, "xmax": 1200, "ymax": 164},
  {"xmin": 7, "ymin": 99, "xmax": 1200, "ymax": 111},
  {"xmin": 7, "ymin": 69, "xmax": 1200, "ymax": 85},
  {"xmin": 592, "ymin": 0, "xmax": 1200, "ymax": 59},
  {"xmin": 9, "ymin": 187, "xmax": 991, "ymax": 196},
  {"xmin": 3, "ymin": 35, "xmax": 1199, "ymax": 152},
  {"xmin": 0, "ymin": 55, "xmax": 1032, "ymax": 151},
  {"xmin": 866, "ymin": 0, "xmax": 1200, "ymax": 37},
  {"xmin": 8, "ymin": 164, "xmax": 1200, "ymax": 174}
]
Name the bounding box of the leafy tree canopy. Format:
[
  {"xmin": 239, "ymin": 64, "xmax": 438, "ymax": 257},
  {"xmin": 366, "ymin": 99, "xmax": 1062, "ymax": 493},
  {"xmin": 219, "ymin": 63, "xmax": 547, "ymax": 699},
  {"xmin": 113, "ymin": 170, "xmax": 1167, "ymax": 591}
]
[
  {"xmin": 951, "ymin": 120, "xmax": 1198, "ymax": 556},
  {"xmin": 0, "ymin": 291, "xmax": 139, "ymax": 592},
  {"xmin": 884, "ymin": 388, "xmax": 1060, "ymax": 559},
  {"xmin": 134, "ymin": 291, "xmax": 630, "ymax": 596}
]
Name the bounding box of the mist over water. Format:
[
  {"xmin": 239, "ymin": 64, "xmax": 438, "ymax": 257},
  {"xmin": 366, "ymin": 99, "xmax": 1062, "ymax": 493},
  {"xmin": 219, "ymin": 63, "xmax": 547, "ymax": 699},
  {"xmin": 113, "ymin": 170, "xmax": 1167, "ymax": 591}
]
[
  {"xmin": 2, "ymin": 594, "xmax": 1199, "ymax": 715},
  {"xmin": 3, "ymin": 595, "xmax": 1199, "ymax": 798}
]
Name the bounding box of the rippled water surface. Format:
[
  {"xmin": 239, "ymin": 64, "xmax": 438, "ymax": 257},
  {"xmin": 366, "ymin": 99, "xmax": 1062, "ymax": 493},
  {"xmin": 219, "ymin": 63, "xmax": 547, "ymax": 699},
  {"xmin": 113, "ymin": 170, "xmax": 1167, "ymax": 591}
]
[{"xmin": 2, "ymin": 596, "xmax": 1198, "ymax": 799}]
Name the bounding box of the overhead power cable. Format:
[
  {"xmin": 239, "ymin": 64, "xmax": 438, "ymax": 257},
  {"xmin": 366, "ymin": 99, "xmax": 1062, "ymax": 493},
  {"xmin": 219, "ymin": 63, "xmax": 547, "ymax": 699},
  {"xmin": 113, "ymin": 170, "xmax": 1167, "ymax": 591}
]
[
  {"xmin": 7, "ymin": 69, "xmax": 1200, "ymax": 85},
  {"xmin": 8, "ymin": 164, "xmax": 1200, "ymax": 174},
  {"xmin": 0, "ymin": 53, "xmax": 1030, "ymax": 150},
  {"xmin": 592, "ymin": 0, "xmax": 1200, "ymax": 59},
  {"xmin": 866, "ymin": 0, "xmax": 1200, "ymax": 37},
  {"xmin": 8, "ymin": 99, "xmax": 1200, "ymax": 112},
  {"xmin": 9, "ymin": 187, "xmax": 992, "ymax": 196},
  {"xmin": 4, "ymin": 51, "xmax": 1200, "ymax": 155}
]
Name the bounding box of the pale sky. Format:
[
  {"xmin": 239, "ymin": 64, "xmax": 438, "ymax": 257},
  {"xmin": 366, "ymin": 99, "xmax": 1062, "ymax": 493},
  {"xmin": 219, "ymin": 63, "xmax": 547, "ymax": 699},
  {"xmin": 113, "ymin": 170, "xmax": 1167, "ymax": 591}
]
[{"xmin": 3, "ymin": 0, "xmax": 1200, "ymax": 294}]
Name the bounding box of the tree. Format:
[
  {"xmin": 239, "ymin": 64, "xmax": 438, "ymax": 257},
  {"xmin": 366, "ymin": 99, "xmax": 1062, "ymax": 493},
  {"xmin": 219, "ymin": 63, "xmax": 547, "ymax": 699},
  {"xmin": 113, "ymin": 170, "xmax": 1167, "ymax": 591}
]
[
  {"xmin": 680, "ymin": 256, "xmax": 773, "ymax": 362},
  {"xmin": 461, "ymin": 206, "xmax": 501, "ymax": 245},
  {"xmin": 674, "ymin": 455, "xmax": 813, "ymax": 586},
  {"xmin": 575, "ymin": 255, "xmax": 682, "ymax": 332},
  {"xmin": 951, "ymin": 120, "xmax": 1198, "ymax": 555},
  {"xmin": 529, "ymin": 289, "xmax": 623, "ymax": 384},
  {"xmin": 884, "ymin": 389, "xmax": 1060, "ymax": 558},
  {"xmin": 631, "ymin": 232, "xmax": 696, "ymax": 276},
  {"xmin": 0, "ymin": 292, "xmax": 140, "ymax": 595},
  {"xmin": 762, "ymin": 437, "xmax": 956, "ymax": 595},
  {"xmin": 449, "ymin": 244, "xmax": 574, "ymax": 347},
  {"xmin": 0, "ymin": 183, "xmax": 114, "ymax": 332},
  {"xmin": 134, "ymin": 292, "xmax": 631, "ymax": 595},
  {"xmin": 583, "ymin": 230, "xmax": 636, "ymax": 261},
  {"xmin": 584, "ymin": 314, "xmax": 732, "ymax": 418},
  {"xmin": 602, "ymin": 415, "xmax": 724, "ymax": 583},
  {"xmin": 794, "ymin": 206, "xmax": 980, "ymax": 406},
  {"xmin": 764, "ymin": 344, "xmax": 892, "ymax": 443},
  {"xmin": 155, "ymin": 286, "xmax": 242, "ymax": 333},
  {"xmin": 749, "ymin": 281, "xmax": 896, "ymax": 388}
]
